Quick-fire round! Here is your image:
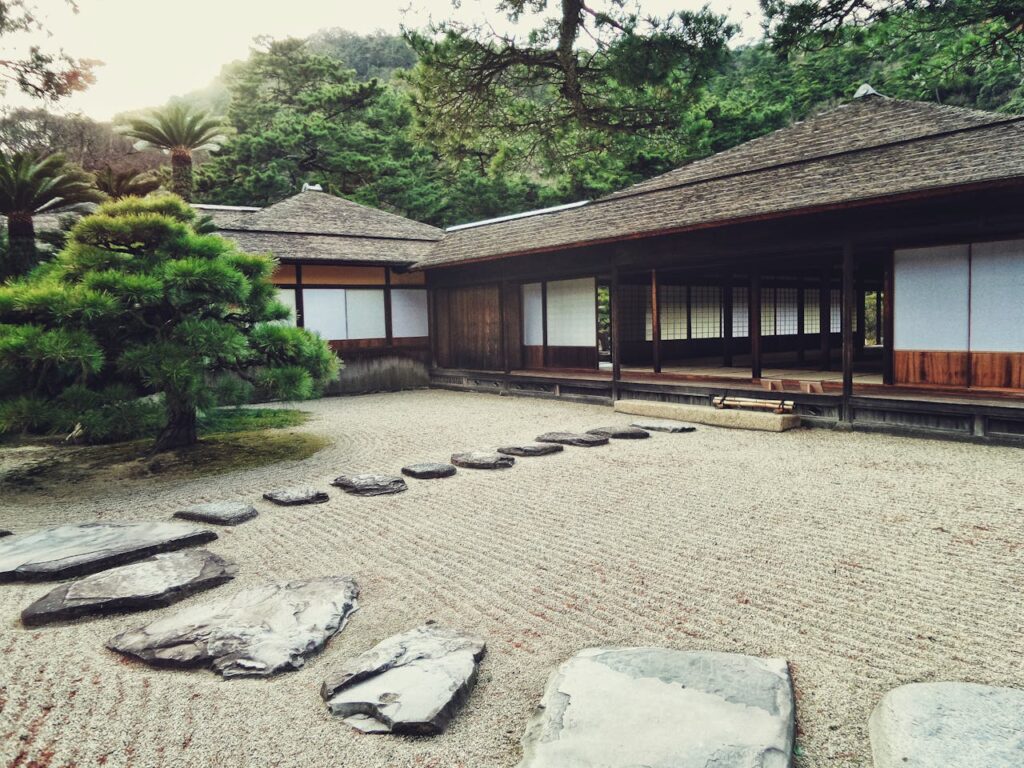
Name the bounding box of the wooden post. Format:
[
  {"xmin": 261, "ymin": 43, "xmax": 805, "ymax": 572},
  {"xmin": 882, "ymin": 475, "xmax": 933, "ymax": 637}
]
[
  {"xmin": 499, "ymin": 278, "xmax": 510, "ymax": 374},
  {"xmin": 541, "ymin": 281, "xmax": 549, "ymax": 369},
  {"xmin": 294, "ymin": 263, "xmax": 305, "ymax": 328},
  {"xmin": 750, "ymin": 271, "xmax": 762, "ymax": 381},
  {"xmin": 819, "ymin": 267, "xmax": 831, "ymax": 371},
  {"xmin": 722, "ymin": 278, "xmax": 733, "ymax": 367},
  {"xmin": 875, "ymin": 290, "xmax": 882, "ymax": 345},
  {"xmin": 427, "ymin": 283, "xmax": 438, "ymax": 369},
  {"xmin": 842, "ymin": 243, "xmax": 855, "ymax": 414},
  {"xmin": 651, "ymin": 268, "xmax": 662, "ymax": 374},
  {"xmin": 796, "ymin": 275, "xmax": 806, "ymax": 366},
  {"xmin": 883, "ymin": 252, "xmax": 895, "ymax": 385},
  {"xmin": 610, "ymin": 266, "xmax": 621, "ymax": 399},
  {"xmin": 855, "ymin": 280, "xmax": 866, "ymax": 360},
  {"xmin": 383, "ymin": 267, "xmax": 394, "ymax": 347}
]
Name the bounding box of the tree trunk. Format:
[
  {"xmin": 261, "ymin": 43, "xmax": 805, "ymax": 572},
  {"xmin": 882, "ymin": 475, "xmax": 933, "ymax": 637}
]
[
  {"xmin": 6, "ymin": 213, "xmax": 37, "ymax": 278},
  {"xmin": 154, "ymin": 401, "xmax": 198, "ymax": 452},
  {"xmin": 170, "ymin": 149, "xmax": 194, "ymax": 202}
]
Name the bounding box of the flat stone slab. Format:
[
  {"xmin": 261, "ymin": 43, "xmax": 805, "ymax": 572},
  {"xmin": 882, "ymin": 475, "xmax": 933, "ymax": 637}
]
[
  {"xmin": 21, "ymin": 550, "xmax": 236, "ymax": 627},
  {"xmin": 401, "ymin": 463, "xmax": 457, "ymax": 479},
  {"xmin": 628, "ymin": 418, "xmax": 697, "ymax": 433},
  {"xmin": 586, "ymin": 426, "xmax": 651, "ymax": 439},
  {"xmin": 173, "ymin": 501, "xmax": 258, "ymax": 526},
  {"xmin": 108, "ymin": 576, "xmax": 359, "ymax": 678},
  {"xmin": 870, "ymin": 682, "xmax": 1024, "ymax": 767},
  {"xmin": 616, "ymin": 399, "xmax": 799, "ymax": 432},
  {"xmin": 0, "ymin": 522, "xmax": 217, "ymax": 583},
  {"xmin": 0, "ymin": 530, "xmax": 11, "ymax": 537},
  {"xmin": 518, "ymin": 648, "xmax": 794, "ymax": 768},
  {"xmin": 451, "ymin": 451, "xmax": 515, "ymax": 469},
  {"xmin": 535, "ymin": 432, "xmax": 609, "ymax": 447},
  {"xmin": 496, "ymin": 443, "xmax": 564, "ymax": 457},
  {"xmin": 322, "ymin": 623, "xmax": 486, "ymax": 735},
  {"xmin": 331, "ymin": 474, "xmax": 408, "ymax": 496},
  {"xmin": 262, "ymin": 487, "xmax": 329, "ymax": 506}
]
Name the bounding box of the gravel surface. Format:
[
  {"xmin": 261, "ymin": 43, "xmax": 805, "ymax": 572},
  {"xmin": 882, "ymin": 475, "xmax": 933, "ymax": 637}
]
[{"xmin": 1, "ymin": 389, "xmax": 1022, "ymax": 768}]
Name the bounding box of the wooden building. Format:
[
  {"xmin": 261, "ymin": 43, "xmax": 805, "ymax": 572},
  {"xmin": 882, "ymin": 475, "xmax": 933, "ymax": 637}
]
[{"xmin": 415, "ymin": 90, "xmax": 1024, "ymax": 441}]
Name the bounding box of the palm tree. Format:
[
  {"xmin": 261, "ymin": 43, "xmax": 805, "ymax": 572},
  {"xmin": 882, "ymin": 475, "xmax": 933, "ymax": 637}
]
[
  {"xmin": 120, "ymin": 105, "xmax": 226, "ymax": 201},
  {"xmin": 93, "ymin": 165, "xmax": 162, "ymax": 199},
  {"xmin": 0, "ymin": 152, "xmax": 104, "ymax": 277}
]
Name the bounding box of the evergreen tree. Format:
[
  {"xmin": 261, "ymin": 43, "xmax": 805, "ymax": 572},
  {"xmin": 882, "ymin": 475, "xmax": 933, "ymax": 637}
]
[{"xmin": 0, "ymin": 195, "xmax": 338, "ymax": 451}]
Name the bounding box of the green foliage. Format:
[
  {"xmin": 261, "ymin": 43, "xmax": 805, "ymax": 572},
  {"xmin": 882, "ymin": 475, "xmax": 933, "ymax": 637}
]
[
  {"xmin": 0, "ymin": 195, "xmax": 339, "ymax": 449},
  {"xmin": 307, "ymin": 29, "xmax": 418, "ymax": 81}
]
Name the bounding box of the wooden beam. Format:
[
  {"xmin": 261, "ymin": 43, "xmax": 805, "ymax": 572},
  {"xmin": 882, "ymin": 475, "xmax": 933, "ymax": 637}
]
[
  {"xmin": 610, "ymin": 267, "xmax": 621, "ymax": 399},
  {"xmin": 651, "ymin": 268, "xmax": 662, "ymax": 373},
  {"xmin": 883, "ymin": 252, "xmax": 895, "ymax": 385},
  {"xmin": 541, "ymin": 281, "xmax": 549, "ymax": 369},
  {"xmin": 819, "ymin": 267, "xmax": 831, "ymax": 371},
  {"xmin": 722, "ymin": 278, "xmax": 733, "ymax": 367},
  {"xmin": 842, "ymin": 242, "xmax": 855, "ymax": 410},
  {"xmin": 750, "ymin": 270, "xmax": 762, "ymax": 380}
]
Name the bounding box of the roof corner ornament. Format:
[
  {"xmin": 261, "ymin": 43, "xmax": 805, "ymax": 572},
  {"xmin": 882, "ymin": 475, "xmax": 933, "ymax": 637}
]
[
  {"xmin": 853, "ymin": 83, "xmax": 882, "ymax": 99},
  {"xmin": 302, "ymin": 183, "xmax": 323, "ymax": 192}
]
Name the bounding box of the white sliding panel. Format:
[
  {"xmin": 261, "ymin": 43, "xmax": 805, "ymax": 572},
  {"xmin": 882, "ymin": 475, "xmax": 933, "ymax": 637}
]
[
  {"xmin": 970, "ymin": 239, "xmax": 1024, "ymax": 352},
  {"xmin": 894, "ymin": 245, "xmax": 969, "ymax": 350},
  {"xmin": 546, "ymin": 277, "xmax": 596, "ymax": 347},
  {"xmin": 690, "ymin": 286, "xmax": 721, "ymax": 339},
  {"xmin": 732, "ymin": 287, "xmax": 749, "ymax": 338},
  {"xmin": 303, "ymin": 289, "xmax": 347, "ymax": 341},
  {"xmin": 522, "ymin": 283, "xmax": 544, "ymax": 345},
  {"xmin": 346, "ymin": 289, "xmax": 387, "ymax": 339},
  {"xmin": 391, "ymin": 289, "xmax": 429, "ymax": 338},
  {"xmin": 276, "ymin": 288, "xmax": 297, "ymax": 326}
]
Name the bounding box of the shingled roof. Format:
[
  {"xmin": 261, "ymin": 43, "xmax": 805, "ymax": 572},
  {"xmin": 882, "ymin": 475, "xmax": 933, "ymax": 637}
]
[
  {"xmin": 216, "ymin": 189, "xmax": 443, "ymax": 265},
  {"xmin": 417, "ymin": 93, "xmax": 1024, "ymax": 269}
]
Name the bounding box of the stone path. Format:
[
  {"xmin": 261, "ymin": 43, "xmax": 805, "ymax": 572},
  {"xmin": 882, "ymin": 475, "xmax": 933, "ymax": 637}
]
[
  {"xmin": 496, "ymin": 443, "xmax": 564, "ymax": 457},
  {"xmin": 331, "ymin": 473, "xmax": 408, "ymax": 496},
  {"xmin": 451, "ymin": 451, "xmax": 515, "ymax": 469},
  {"xmin": 174, "ymin": 501, "xmax": 258, "ymax": 525},
  {"xmin": 401, "ymin": 462, "xmax": 456, "ymax": 479},
  {"xmin": 630, "ymin": 418, "xmax": 697, "ymax": 433},
  {"xmin": 586, "ymin": 425, "xmax": 650, "ymax": 439},
  {"xmin": 535, "ymin": 432, "xmax": 609, "ymax": 447},
  {"xmin": 262, "ymin": 487, "xmax": 330, "ymax": 505}
]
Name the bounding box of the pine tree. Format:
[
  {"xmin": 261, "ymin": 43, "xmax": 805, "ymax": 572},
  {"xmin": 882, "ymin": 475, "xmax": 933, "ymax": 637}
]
[{"xmin": 0, "ymin": 195, "xmax": 338, "ymax": 451}]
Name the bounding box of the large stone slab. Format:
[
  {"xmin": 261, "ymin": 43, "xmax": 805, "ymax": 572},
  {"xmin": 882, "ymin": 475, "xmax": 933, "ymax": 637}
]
[
  {"xmin": 616, "ymin": 399, "xmax": 800, "ymax": 432},
  {"xmin": 108, "ymin": 576, "xmax": 359, "ymax": 678},
  {"xmin": 174, "ymin": 501, "xmax": 258, "ymax": 526},
  {"xmin": 451, "ymin": 451, "xmax": 515, "ymax": 469},
  {"xmin": 331, "ymin": 474, "xmax": 408, "ymax": 496},
  {"xmin": 21, "ymin": 550, "xmax": 236, "ymax": 627},
  {"xmin": 496, "ymin": 443, "xmax": 564, "ymax": 457},
  {"xmin": 0, "ymin": 530, "xmax": 11, "ymax": 537},
  {"xmin": 401, "ymin": 463, "xmax": 457, "ymax": 479},
  {"xmin": 262, "ymin": 487, "xmax": 329, "ymax": 506},
  {"xmin": 0, "ymin": 522, "xmax": 217, "ymax": 583},
  {"xmin": 322, "ymin": 623, "xmax": 486, "ymax": 735},
  {"xmin": 586, "ymin": 425, "xmax": 651, "ymax": 439},
  {"xmin": 518, "ymin": 648, "xmax": 794, "ymax": 768},
  {"xmin": 629, "ymin": 418, "xmax": 697, "ymax": 433},
  {"xmin": 869, "ymin": 682, "xmax": 1024, "ymax": 767},
  {"xmin": 535, "ymin": 432, "xmax": 609, "ymax": 447}
]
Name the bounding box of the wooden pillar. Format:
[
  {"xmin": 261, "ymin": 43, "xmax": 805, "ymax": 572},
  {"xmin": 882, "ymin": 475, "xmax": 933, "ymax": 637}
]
[
  {"xmin": 819, "ymin": 267, "xmax": 831, "ymax": 371},
  {"xmin": 610, "ymin": 267, "xmax": 621, "ymax": 399},
  {"xmin": 427, "ymin": 283, "xmax": 438, "ymax": 369},
  {"xmin": 541, "ymin": 281, "xmax": 549, "ymax": 369},
  {"xmin": 383, "ymin": 268, "xmax": 394, "ymax": 346},
  {"xmin": 294, "ymin": 263, "xmax": 305, "ymax": 328},
  {"xmin": 882, "ymin": 252, "xmax": 895, "ymax": 385},
  {"xmin": 842, "ymin": 243, "xmax": 855, "ymax": 412},
  {"xmin": 722, "ymin": 278, "xmax": 733, "ymax": 367},
  {"xmin": 651, "ymin": 268, "xmax": 662, "ymax": 374},
  {"xmin": 875, "ymin": 290, "xmax": 883, "ymax": 345},
  {"xmin": 855, "ymin": 280, "xmax": 866, "ymax": 359},
  {"xmin": 499, "ymin": 279, "xmax": 510, "ymax": 374},
  {"xmin": 796, "ymin": 275, "xmax": 806, "ymax": 366},
  {"xmin": 750, "ymin": 271, "xmax": 762, "ymax": 381}
]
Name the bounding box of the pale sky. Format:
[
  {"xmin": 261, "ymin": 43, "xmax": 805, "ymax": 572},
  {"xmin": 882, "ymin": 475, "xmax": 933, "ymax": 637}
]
[{"xmin": 2, "ymin": 0, "xmax": 764, "ymax": 121}]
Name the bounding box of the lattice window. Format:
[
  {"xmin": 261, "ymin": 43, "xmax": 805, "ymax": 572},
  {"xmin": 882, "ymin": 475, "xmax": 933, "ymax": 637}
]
[
  {"xmin": 690, "ymin": 286, "xmax": 721, "ymax": 339},
  {"xmin": 732, "ymin": 286, "xmax": 749, "ymax": 337},
  {"xmin": 830, "ymin": 288, "xmax": 842, "ymax": 333},
  {"xmin": 804, "ymin": 288, "xmax": 820, "ymax": 334},
  {"xmin": 776, "ymin": 287, "xmax": 799, "ymax": 335},
  {"xmin": 618, "ymin": 284, "xmax": 648, "ymax": 342},
  {"xmin": 655, "ymin": 285, "xmax": 688, "ymax": 340},
  {"xmin": 761, "ymin": 287, "xmax": 776, "ymax": 336}
]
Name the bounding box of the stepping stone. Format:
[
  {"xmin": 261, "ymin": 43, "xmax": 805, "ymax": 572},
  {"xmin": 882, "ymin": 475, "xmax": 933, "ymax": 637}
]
[
  {"xmin": 174, "ymin": 501, "xmax": 258, "ymax": 526},
  {"xmin": 451, "ymin": 451, "xmax": 515, "ymax": 469},
  {"xmin": 518, "ymin": 648, "xmax": 794, "ymax": 768},
  {"xmin": 586, "ymin": 426, "xmax": 651, "ymax": 439},
  {"xmin": 0, "ymin": 530, "xmax": 11, "ymax": 537},
  {"xmin": 331, "ymin": 473, "xmax": 408, "ymax": 496},
  {"xmin": 322, "ymin": 623, "xmax": 486, "ymax": 735},
  {"xmin": 497, "ymin": 443, "xmax": 564, "ymax": 457},
  {"xmin": 0, "ymin": 522, "xmax": 217, "ymax": 583},
  {"xmin": 262, "ymin": 487, "xmax": 329, "ymax": 506},
  {"xmin": 108, "ymin": 576, "xmax": 359, "ymax": 678},
  {"xmin": 402, "ymin": 463, "xmax": 457, "ymax": 479},
  {"xmin": 630, "ymin": 419, "xmax": 697, "ymax": 433},
  {"xmin": 535, "ymin": 432, "xmax": 609, "ymax": 447},
  {"xmin": 870, "ymin": 682, "xmax": 1024, "ymax": 767},
  {"xmin": 21, "ymin": 550, "xmax": 236, "ymax": 627}
]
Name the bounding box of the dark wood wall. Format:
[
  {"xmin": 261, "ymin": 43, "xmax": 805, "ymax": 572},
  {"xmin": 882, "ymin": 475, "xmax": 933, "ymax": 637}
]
[{"xmin": 434, "ymin": 284, "xmax": 503, "ymax": 370}]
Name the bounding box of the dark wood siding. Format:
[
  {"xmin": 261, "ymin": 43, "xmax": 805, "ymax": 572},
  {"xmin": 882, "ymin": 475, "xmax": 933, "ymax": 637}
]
[{"xmin": 435, "ymin": 284, "xmax": 503, "ymax": 370}]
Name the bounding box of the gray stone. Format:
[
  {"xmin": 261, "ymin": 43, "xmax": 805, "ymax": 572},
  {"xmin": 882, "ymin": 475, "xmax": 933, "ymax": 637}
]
[
  {"xmin": 535, "ymin": 432, "xmax": 609, "ymax": 447},
  {"xmin": 322, "ymin": 623, "xmax": 486, "ymax": 735},
  {"xmin": 262, "ymin": 487, "xmax": 329, "ymax": 506},
  {"xmin": 331, "ymin": 473, "xmax": 408, "ymax": 496},
  {"xmin": 496, "ymin": 443, "xmax": 564, "ymax": 457},
  {"xmin": 402, "ymin": 463, "xmax": 457, "ymax": 479},
  {"xmin": 0, "ymin": 522, "xmax": 217, "ymax": 583},
  {"xmin": 108, "ymin": 576, "xmax": 359, "ymax": 678},
  {"xmin": 518, "ymin": 648, "xmax": 794, "ymax": 768},
  {"xmin": 869, "ymin": 682, "xmax": 1024, "ymax": 767},
  {"xmin": 586, "ymin": 425, "xmax": 651, "ymax": 439},
  {"xmin": 0, "ymin": 530, "xmax": 11, "ymax": 537},
  {"xmin": 173, "ymin": 501, "xmax": 258, "ymax": 526},
  {"xmin": 629, "ymin": 418, "xmax": 697, "ymax": 433},
  {"xmin": 451, "ymin": 451, "xmax": 515, "ymax": 469},
  {"xmin": 21, "ymin": 550, "xmax": 236, "ymax": 627}
]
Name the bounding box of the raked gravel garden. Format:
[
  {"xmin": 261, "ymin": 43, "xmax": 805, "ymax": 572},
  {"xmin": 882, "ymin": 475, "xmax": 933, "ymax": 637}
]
[{"xmin": 1, "ymin": 388, "xmax": 1022, "ymax": 767}]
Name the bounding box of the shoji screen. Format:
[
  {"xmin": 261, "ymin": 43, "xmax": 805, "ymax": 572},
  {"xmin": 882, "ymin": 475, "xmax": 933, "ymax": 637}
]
[
  {"xmin": 546, "ymin": 277, "xmax": 596, "ymax": 347},
  {"xmin": 345, "ymin": 290, "xmax": 387, "ymax": 339},
  {"xmin": 303, "ymin": 289, "xmax": 348, "ymax": 340},
  {"xmin": 391, "ymin": 289, "xmax": 429, "ymax": 338},
  {"xmin": 521, "ymin": 283, "xmax": 544, "ymax": 346},
  {"xmin": 894, "ymin": 245, "xmax": 970, "ymax": 351},
  {"xmin": 970, "ymin": 239, "xmax": 1024, "ymax": 352},
  {"xmin": 276, "ymin": 288, "xmax": 297, "ymax": 326}
]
